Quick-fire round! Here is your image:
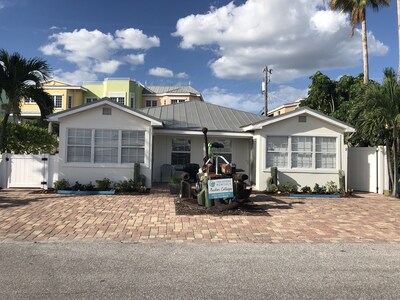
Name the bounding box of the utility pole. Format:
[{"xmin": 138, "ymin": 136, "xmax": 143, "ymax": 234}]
[{"xmin": 262, "ymin": 66, "xmax": 272, "ymax": 116}]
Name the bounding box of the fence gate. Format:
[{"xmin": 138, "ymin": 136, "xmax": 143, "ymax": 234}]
[{"xmin": 5, "ymin": 154, "xmax": 49, "ymax": 188}]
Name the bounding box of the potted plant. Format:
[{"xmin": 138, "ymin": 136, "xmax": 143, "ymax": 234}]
[{"xmin": 169, "ymin": 176, "xmax": 181, "ymax": 195}]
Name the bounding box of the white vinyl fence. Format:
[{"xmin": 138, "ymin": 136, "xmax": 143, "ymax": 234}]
[
  {"xmin": 0, "ymin": 154, "xmax": 59, "ymax": 189},
  {"xmin": 347, "ymin": 146, "xmax": 389, "ymax": 194}
]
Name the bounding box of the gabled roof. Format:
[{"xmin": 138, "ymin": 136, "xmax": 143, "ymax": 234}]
[
  {"xmin": 140, "ymin": 101, "xmax": 266, "ymax": 132},
  {"xmin": 242, "ymin": 106, "xmax": 356, "ymax": 133},
  {"xmin": 47, "ymin": 98, "xmax": 163, "ymax": 127},
  {"xmin": 142, "ymin": 86, "xmax": 201, "ymax": 95},
  {"xmin": 43, "ymin": 79, "xmax": 88, "ymax": 91}
]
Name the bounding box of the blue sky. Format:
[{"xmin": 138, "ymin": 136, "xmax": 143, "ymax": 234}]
[{"xmin": 0, "ymin": 0, "xmax": 397, "ymax": 113}]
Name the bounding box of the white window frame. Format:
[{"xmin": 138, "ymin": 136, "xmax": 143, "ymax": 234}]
[
  {"xmin": 66, "ymin": 128, "xmax": 148, "ymax": 167},
  {"xmin": 171, "ymin": 138, "xmax": 191, "ymax": 165},
  {"xmin": 265, "ymin": 135, "xmax": 338, "ymax": 171},
  {"xmin": 146, "ymin": 100, "xmax": 158, "ymax": 107},
  {"xmin": 24, "ymin": 97, "xmax": 35, "ymax": 104},
  {"xmin": 67, "ymin": 95, "xmax": 73, "ymax": 109},
  {"xmin": 50, "ymin": 94, "xmax": 63, "ymax": 109},
  {"xmin": 171, "ymin": 99, "xmax": 185, "ymax": 104},
  {"xmin": 109, "ymin": 92, "xmax": 126, "ymax": 105},
  {"xmin": 86, "ymin": 97, "xmax": 98, "ymax": 104}
]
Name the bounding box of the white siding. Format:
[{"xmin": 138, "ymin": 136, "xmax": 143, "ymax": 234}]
[
  {"xmin": 254, "ymin": 115, "xmax": 346, "ymax": 191},
  {"xmin": 57, "ymin": 104, "xmax": 153, "ymax": 187}
]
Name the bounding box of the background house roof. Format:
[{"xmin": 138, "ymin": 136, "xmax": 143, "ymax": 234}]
[
  {"xmin": 140, "ymin": 101, "xmax": 266, "ymax": 132},
  {"xmin": 142, "ymin": 86, "xmax": 201, "ymax": 95}
]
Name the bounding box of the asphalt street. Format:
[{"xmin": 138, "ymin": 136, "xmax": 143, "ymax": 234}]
[{"xmin": 0, "ymin": 242, "xmax": 399, "ymax": 299}]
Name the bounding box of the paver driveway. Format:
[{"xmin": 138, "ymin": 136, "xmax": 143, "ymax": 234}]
[{"xmin": 0, "ymin": 187, "xmax": 399, "ymax": 243}]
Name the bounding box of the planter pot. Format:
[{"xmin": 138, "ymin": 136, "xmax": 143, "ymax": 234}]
[
  {"xmin": 289, "ymin": 193, "xmax": 341, "ymax": 198},
  {"xmin": 169, "ymin": 184, "xmax": 180, "ymax": 195},
  {"xmin": 57, "ymin": 190, "xmax": 115, "ymax": 195}
]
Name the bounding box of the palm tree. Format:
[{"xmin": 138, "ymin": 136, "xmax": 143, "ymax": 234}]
[
  {"xmin": 0, "ymin": 49, "xmax": 53, "ymax": 152},
  {"xmin": 397, "ymin": 0, "xmax": 400, "ymax": 81},
  {"xmin": 353, "ymin": 68, "xmax": 400, "ymax": 196},
  {"xmin": 328, "ymin": 0, "xmax": 390, "ymax": 85}
]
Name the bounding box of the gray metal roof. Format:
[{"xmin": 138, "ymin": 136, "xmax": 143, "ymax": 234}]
[
  {"xmin": 140, "ymin": 101, "xmax": 266, "ymax": 132},
  {"xmin": 142, "ymin": 86, "xmax": 201, "ymax": 95}
]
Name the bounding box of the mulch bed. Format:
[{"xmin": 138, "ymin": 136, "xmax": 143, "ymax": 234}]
[{"xmin": 174, "ymin": 197, "xmax": 272, "ymax": 216}]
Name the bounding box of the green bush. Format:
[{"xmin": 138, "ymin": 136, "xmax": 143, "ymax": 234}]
[
  {"xmin": 96, "ymin": 178, "xmax": 112, "ymax": 190},
  {"xmin": 54, "ymin": 179, "xmax": 70, "ymax": 191},
  {"xmin": 279, "ymin": 182, "xmax": 298, "ymax": 193},
  {"xmin": 301, "ymin": 185, "xmax": 312, "ymax": 193},
  {"xmin": 325, "ymin": 181, "xmax": 338, "ymax": 194},
  {"xmin": 4, "ymin": 121, "xmax": 58, "ymax": 154},
  {"xmin": 114, "ymin": 179, "xmax": 140, "ymax": 193},
  {"xmin": 313, "ymin": 183, "xmax": 326, "ymax": 194}
]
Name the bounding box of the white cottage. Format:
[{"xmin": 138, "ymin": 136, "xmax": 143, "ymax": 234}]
[{"xmin": 47, "ymin": 99, "xmax": 355, "ymax": 190}]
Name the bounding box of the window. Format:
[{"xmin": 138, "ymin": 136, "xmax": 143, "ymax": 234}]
[
  {"xmin": 316, "ymin": 137, "xmax": 336, "ymax": 169},
  {"xmin": 266, "ymin": 136, "xmax": 288, "ymax": 168},
  {"xmin": 94, "ymin": 130, "xmax": 118, "ymax": 163},
  {"xmin": 171, "ymin": 138, "xmax": 191, "ymax": 165},
  {"xmin": 121, "ymin": 131, "xmax": 145, "ymax": 163},
  {"xmin": 67, "ymin": 95, "xmax": 73, "ymax": 109},
  {"xmin": 266, "ymin": 136, "xmax": 337, "ymax": 169},
  {"xmin": 49, "ymin": 95, "xmax": 62, "ymax": 108},
  {"xmin": 24, "ymin": 97, "xmax": 35, "ymax": 104},
  {"xmin": 146, "ymin": 100, "xmax": 157, "ymax": 107},
  {"xmin": 210, "ymin": 139, "xmax": 232, "ymax": 163},
  {"xmin": 86, "ymin": 97, "xmax": 98, "ymax": 103},
  {"xmin": 291, "ymin": 137, "xmax": 312, "ymax": 168},
  {"xmin": 130, "ymin": 93, "xmax": 136, "ymax": 108},
  {"xmin": 110, "ymin": 97, "xmax": 125, "ymax": 105},
  {"xmin": 66, "ymin": 128, "xmax": 146, "ymax": 164},
  {"xmin": 171, "ymin": 99, "xmax": 185, "ymax": 104},
  {"xmin": 67, "ymin": 129, "xmax": 92, "ymax": 163}
]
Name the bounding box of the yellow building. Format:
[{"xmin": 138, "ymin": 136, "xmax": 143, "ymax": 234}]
[{"xmin": 20, "ymin": 80, "xmax": 87, "ymax": 120}]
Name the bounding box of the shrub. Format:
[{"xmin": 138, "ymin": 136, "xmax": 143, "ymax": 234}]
[
  {"xmin": 313, "ymin": 183, "xmax": 326, "ymax": 194},
  {"xmin": 279, "ymin": 181, "xmax": 298, "ymax": 193},
  {"xmin": 72, "ymin": 181, "xmax": 84, "ymax": 191},
  {"xmin": 301, "ymin": 185, "xmax": 312, "ymax": 193},
  {"xmin": 169, "ymin": 176, "xmax": 181, "ymax": 184},
  {"xmin": 4, "ymin": 121, "xmax": 58, "ymax": 154},
  {"xmin": 96, "ymin": 178, "xmax": 113, "ymax": 190},
  {"xmin": 83, "ymin": 182, "xmax": 95, "ymax": 191},
  {"xmin": 325, "ymin": 181, "xmax": 338, "ymax": 194},
  {"xmin": 54, "ymin": 179, "xmax": 70, "ymax": 191},
  {"xmin": 114, "ymin": 179, "xmax": 139, "ymax": 193}
]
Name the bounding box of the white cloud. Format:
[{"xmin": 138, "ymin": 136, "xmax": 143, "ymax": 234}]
[
  {"xmin": 149, "ymin": 67, "xmax": 174, "ymax": 78},
  {"xmin": 176, "ymin": 72, "xmax": 189, "ymax": 79},
  {"xmin": 93, "ymin": 60, "xmax": 121, "ymax": 74},
  {"xmin": 148, "ymin": 67, "xmax": 189, "ymax": 79},
  {"xmin": 115, "ymin": 28, "xmax": 160, "ymax": 49},
  {"xmin": 202, "ymin": 85, "xmax": 307, "ymax": 114},
  {"xmin": 202, "ymin": 86, "xmax": 263, "ymax": 114},
  {"xmin": 40, "ymin": 28, "xmax": 159, "ymax": 80},
  {"xmin": 123, "ymin": 54, "xmax": 145, "ymax": 65},
  {"xmin": 52, "ymin": 69, "xmax": 98, "ymax": 85},
  {"xmin": 173, "ymin": 0, "xmax": 389, "ymax": 83}
]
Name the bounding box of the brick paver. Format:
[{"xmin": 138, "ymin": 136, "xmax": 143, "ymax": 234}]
[{"xmin": 0, "ymin": 187, "xmax": 399, "ymax": 243}]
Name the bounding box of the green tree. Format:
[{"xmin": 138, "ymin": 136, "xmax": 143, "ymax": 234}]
[
  {"xmin": 0, "ymin": 49, "xmax": 53, "ymax": 152},
  {"xmin": 353, "ymin": 68, "xmax": 400, "ymax": 196},
  {"xmin": 300, "ymin": 71, "xmax": 337, "ymax": 115},
  {"xmin": 328, "ymin": 0, "xmax": 390, "ymax": 84},
  {"xmin": 1, "ymin": 120, "xmax": 58, "ymax": 154}
]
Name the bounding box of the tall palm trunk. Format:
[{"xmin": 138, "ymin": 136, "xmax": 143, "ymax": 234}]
[
  {"xmin": 398, "ymin": 0, "xmax": 400, "ymax": 82},
  {"xmin": 0, "ymin": 112, "xmax": 10, "ymax": 152},
  {"xmin": 361, "ymin": 19, "xmax": 369, "ymax": 84}
]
